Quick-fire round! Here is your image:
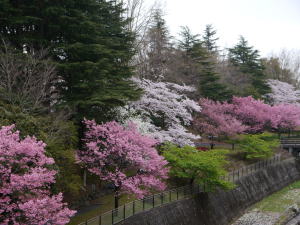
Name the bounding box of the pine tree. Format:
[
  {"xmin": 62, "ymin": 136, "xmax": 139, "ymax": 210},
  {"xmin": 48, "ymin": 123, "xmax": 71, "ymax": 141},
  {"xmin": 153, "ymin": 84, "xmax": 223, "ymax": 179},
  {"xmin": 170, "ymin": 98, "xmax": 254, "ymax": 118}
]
[
  {"xmin": 228, "ymin": 36, "xmax": 270, "ymax": 98},
  {"xmin": 177, "ymin": 27, "xmax": 231, "ymax": 100},
  {"xmin": 0, "ymin": 0, "xmax": 140, "ymax": 121},
  {"xmin": 194, "ymin": 44, "xmax": 232, "ymax": 101},
  {"xmin": 178, "ymin": 26, "xmax": 200, "ymax": 54},
  {"xmin": 202, "ymin": 24, "xmax": 219, "ymax": 53}
]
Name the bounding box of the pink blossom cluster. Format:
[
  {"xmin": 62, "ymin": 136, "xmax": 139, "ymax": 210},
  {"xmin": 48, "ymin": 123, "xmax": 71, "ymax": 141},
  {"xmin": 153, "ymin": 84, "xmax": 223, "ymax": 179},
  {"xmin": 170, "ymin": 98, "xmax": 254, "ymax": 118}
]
[
  {"xmin": 77, "ymin": 119, "xmax": 169, "ymax": 198},
  {"xmin": 0, "ymin": 125, "xmax": 75, "ymax": 225},
  {"xmin": 196, "ymin": 96, "xmax": 300, "ymax": 136},
  {"xmin": 230, "ymin": 96, "xmax": 273, "ymax": 132},
  {"xmin": 194, "ymin": 98, "xmax": 247, "ymax": 137}
]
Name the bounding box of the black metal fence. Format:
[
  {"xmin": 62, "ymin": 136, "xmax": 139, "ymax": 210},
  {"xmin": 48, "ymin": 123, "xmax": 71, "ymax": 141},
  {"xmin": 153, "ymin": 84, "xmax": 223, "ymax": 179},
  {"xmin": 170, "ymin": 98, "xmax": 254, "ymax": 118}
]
[
  {"xmin": 223, "ymin": 154, "xmax": 282, "ymax": 182},
  {"xmin": 78, "ymin": 154, "xmax": 286, "ymax": 225}
]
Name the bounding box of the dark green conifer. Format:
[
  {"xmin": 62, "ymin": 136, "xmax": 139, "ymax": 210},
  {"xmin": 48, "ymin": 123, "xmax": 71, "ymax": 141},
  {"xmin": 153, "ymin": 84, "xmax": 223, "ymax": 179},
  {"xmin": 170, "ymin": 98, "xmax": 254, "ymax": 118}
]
[
  {"xmin": 202, "ymin": 24, "xmax": 219, "ymax": 53},
  {"xmin": 0, "ymin": 0, "xmax": 140, "ymax": 121},
  {"xmin": 228, "ymin": 36, "xmax": 270, "ymax": 98},
  {"xmin": 178, "ymin": 27, "xmax": 231, "ymax": 101}
]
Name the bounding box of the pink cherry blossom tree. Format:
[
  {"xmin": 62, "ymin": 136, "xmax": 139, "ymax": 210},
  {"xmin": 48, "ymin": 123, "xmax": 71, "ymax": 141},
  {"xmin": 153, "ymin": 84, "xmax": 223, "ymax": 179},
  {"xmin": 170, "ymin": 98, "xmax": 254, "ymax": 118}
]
[
  {"xmin": 77, "ymin": 119, "xmax": 168, "ymax": 209},
  {"xmin": 196, "ymin": 96, "xmax": 300, "ymax": 138},
  {"xmin": 195, "ymin": 98, "xmax": 247, "ymax": 137},
  {"xmin": 0, "ymin": 125, "xmax": 75, "ymax": 225},
  {"xmin": 271, "ymin": 103, "xmax": 300, "ymax": 134},
  {"xmin": 229, "ymin": 96, "xmax": 273, "ymax": 133}
]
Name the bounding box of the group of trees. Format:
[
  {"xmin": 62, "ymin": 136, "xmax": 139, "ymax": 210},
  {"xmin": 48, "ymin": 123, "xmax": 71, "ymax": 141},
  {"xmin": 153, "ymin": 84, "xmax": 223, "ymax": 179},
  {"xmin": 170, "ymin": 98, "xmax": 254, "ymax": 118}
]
[
  {"xmin": 1, "ymin": 1, "xmax": 300, "ymax": 224},
  {"xmin": 135, "ymin": 9, "xmax": 300, "ymax": 101},
  {"xmin": 0, "ymin": 0, "xmax": 142, "ymax": 223},
  {"xmin": 196, "ymin": 96, "xmax": 300, "ymax": 138}
]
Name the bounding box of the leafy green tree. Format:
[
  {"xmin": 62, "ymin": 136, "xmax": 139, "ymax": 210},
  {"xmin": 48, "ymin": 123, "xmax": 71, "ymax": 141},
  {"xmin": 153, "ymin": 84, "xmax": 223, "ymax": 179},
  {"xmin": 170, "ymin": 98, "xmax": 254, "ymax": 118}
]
[
  {"xmin": 162, "ymin": 143, "xmax": 233, "ymax": 191},
  {"xmin": 228, "ymin": 36, "xmax": 270, "ymax": 98},
  {"xmin": 0, "ymin": 0, "xmax": 140, "ymax": 121},
  {"xmin": 202, "ymin": 24, "xmax": 219, "ymax": 53},
  {"xmin": 237, "ymin": 133, "xmax": 279, "ymax": 159}
]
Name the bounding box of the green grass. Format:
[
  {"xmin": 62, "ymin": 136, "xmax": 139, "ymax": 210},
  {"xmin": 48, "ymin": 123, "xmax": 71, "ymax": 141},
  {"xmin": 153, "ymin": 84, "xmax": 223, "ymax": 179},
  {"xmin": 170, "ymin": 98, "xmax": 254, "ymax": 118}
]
[{"xmin": 251, "ymin": 180, "xmax": 300, "ymax": 213}]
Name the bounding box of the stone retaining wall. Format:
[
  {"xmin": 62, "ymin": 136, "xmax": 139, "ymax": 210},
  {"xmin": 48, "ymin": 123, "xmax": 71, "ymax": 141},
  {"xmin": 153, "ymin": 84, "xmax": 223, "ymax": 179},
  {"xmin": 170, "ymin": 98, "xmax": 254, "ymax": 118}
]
[{"xmin": 116, "ymin": 158, "xmax": 300, "ymax": 225}]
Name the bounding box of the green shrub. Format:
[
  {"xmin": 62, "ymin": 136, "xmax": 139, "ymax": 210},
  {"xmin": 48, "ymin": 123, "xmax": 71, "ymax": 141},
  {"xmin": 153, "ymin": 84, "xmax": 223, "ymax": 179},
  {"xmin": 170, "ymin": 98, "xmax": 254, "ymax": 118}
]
[
  {"xmin": 237, "ymin": 133, "xmax": 279, "ymax": 159},
  {"xmin": 162, "ymin": 143, "xmax": 234, "ymax": 191}
]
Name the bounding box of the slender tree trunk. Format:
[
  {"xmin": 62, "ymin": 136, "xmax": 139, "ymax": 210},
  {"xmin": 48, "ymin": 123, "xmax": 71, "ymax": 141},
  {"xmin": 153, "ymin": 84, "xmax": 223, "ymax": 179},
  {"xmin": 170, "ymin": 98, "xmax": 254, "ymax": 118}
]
[
  {"xmin": 210, "ymin": 136, "xmax": 214, "ymax": 149},
  {"xmin": 83, "ymin": 168, "xmax": 87, "ymax": 187},
  {"xmin": 113, "ymin": 190, "xmax": 120, "ymax": 217},
  {"xmin": 114, "ymin": 190, "xmax": 120, "ymax": 209}
]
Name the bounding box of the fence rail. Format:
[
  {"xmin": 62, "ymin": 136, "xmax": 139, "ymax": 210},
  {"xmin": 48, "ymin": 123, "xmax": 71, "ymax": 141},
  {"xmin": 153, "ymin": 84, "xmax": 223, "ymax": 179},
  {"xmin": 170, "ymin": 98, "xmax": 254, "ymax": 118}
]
[{"xmin": 77, "ymin": 154, "xmax": 287, "ymax": 225}]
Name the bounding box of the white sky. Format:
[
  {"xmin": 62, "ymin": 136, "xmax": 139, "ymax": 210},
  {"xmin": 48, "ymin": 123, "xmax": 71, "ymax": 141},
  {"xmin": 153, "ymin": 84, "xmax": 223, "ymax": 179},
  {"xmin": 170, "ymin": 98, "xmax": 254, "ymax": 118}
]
[{"xmin": 147, "ymin": 0, "xmax": 300, "ymax": 56}]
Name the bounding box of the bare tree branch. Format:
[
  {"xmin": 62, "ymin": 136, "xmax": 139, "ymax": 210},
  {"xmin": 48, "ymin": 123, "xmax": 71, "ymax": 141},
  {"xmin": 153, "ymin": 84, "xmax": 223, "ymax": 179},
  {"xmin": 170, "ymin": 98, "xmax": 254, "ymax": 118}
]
[{"xmin": 0, "ymin": 40, "xmax": 58, "ymax": 113}]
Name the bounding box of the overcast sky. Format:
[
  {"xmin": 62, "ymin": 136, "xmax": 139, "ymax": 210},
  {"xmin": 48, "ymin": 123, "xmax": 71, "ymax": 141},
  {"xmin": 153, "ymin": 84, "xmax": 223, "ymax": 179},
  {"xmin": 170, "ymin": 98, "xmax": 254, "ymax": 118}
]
[{"xmin": 147, "ymin": 0, "xmax": 300, "ymax": 56}]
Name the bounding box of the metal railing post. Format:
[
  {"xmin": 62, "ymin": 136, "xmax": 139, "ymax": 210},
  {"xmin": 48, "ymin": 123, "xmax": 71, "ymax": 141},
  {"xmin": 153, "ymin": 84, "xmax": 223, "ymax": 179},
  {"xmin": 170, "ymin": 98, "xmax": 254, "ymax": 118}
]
[
  {"xmin": 123, "ymin": 205, "xmax": 125, "ymax": 220},
  {"xmin": 99, "ymin": 215, "xmax": 101, "ymax": 225}
]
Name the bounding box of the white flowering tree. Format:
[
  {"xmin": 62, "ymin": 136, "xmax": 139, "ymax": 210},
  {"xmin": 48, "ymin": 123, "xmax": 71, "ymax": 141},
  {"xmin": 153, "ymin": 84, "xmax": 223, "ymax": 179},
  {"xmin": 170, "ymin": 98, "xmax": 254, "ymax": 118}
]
[
  {"xmin": 116, "ymin": 78, "xmax": 201, "ymax": 146},
  {"xmin": 266, "ymin": 79, "xmax": 300, "ymax": 105}
]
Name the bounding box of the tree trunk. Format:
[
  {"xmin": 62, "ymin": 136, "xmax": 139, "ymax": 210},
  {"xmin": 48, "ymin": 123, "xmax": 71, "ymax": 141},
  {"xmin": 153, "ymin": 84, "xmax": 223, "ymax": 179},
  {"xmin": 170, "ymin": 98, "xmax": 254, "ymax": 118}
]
[
  {"xmin": 83, "ymin": 168, "xmax": 87, "ymax": 187},
  {"xmin": 114, "ymin": 191, "xmax": 120, "ymax": 209}
]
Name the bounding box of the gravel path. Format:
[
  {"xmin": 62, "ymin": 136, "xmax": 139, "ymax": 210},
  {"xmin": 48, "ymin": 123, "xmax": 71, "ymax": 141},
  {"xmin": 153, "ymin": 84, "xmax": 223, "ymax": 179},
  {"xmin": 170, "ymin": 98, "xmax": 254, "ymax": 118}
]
[{"xmin": 232, "ymin": 210, "xmax": 281, "ymax": 225}]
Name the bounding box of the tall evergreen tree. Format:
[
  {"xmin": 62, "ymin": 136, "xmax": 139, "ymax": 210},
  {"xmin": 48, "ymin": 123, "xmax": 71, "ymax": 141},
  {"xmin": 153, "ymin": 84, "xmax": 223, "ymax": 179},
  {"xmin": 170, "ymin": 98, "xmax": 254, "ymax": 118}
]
[
  {"xmin": 228, "ymin": 36, "xmax": 270, "ymax": 98},
  {"xmin": 192, "ymin": 43, "xmax": 232, "ymax": 101},
  {"xmin": 177, "ymin": 27, "xmax": 231, "ymax": 101},
  {"xmin": 178, "ymin": 26, "xmax": 200, "ymax": 54},
  {"xmin": 202, "ymin": 24, "xmax": 219, "ymax": 53},
  {"xmin": 0, "ymin": 0, "xmax": 140, "ymax": 121}
]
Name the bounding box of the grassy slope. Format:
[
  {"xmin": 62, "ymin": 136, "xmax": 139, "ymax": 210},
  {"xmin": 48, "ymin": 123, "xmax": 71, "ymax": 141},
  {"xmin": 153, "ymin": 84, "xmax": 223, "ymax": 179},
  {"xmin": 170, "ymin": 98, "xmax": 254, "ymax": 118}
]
[{"xmin": 251, "ymin": 180, "xmax": 300, "ymax": 213}]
